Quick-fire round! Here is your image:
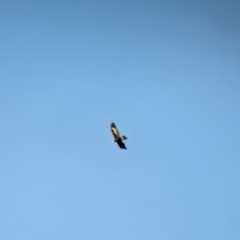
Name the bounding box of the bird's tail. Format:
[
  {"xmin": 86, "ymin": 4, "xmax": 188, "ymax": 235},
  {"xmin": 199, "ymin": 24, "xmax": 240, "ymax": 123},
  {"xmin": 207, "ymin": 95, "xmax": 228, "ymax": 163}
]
[{"xmin": 121, "ymin": 135, "xmax": 127, "ymax": 140}]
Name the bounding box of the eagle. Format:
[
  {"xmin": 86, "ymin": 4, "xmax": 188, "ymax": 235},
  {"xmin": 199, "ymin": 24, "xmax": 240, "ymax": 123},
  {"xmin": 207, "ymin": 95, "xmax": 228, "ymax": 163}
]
[{"xmin": 110, "ymin": 122, "xmax": 127, "ymax": 149}]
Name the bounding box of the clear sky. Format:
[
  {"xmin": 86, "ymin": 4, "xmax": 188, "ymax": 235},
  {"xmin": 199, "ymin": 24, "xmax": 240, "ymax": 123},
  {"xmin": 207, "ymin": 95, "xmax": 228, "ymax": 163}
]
[{"xmin": 1, "ymin": 1, "xmax": 240, "ymax": 239}]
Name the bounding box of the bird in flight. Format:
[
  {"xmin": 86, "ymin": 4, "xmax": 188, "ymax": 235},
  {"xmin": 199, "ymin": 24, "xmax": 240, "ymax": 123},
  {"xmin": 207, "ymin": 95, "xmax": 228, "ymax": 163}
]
[{"xmin": 110, "ymin": 122, "xmax": 127, "ymax": 149}]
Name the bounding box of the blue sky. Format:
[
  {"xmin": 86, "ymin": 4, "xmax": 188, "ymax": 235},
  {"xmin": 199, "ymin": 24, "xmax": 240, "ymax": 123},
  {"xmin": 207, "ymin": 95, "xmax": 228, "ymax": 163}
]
[{"xmin": 1, "ymin": 1, "xmax": 240, "ymax": 239}]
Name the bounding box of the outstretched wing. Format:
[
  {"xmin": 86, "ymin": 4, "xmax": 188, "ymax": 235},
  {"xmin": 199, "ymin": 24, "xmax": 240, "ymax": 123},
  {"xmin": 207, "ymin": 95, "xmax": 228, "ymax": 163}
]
[
  {"xmin": 110, "ymin": 122, "xmax": 120, "ymax": 139},
  {"xmin": 117, "ymin": 140, "xmax": 127, "ymax": 149}
]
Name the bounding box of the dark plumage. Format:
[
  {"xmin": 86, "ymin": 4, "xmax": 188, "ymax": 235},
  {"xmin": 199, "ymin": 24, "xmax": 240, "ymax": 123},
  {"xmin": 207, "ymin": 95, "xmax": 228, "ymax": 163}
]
[{"xmin": 110, "ymin": 122, "xmax": 127, "ymax": 149}]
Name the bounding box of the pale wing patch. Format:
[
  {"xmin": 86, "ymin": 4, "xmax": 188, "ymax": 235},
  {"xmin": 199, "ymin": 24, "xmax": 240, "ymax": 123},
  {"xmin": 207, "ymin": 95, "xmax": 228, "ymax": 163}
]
[{"xmin": 111, "ymin": 127, "xmax": 120, "ymax": 138}]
